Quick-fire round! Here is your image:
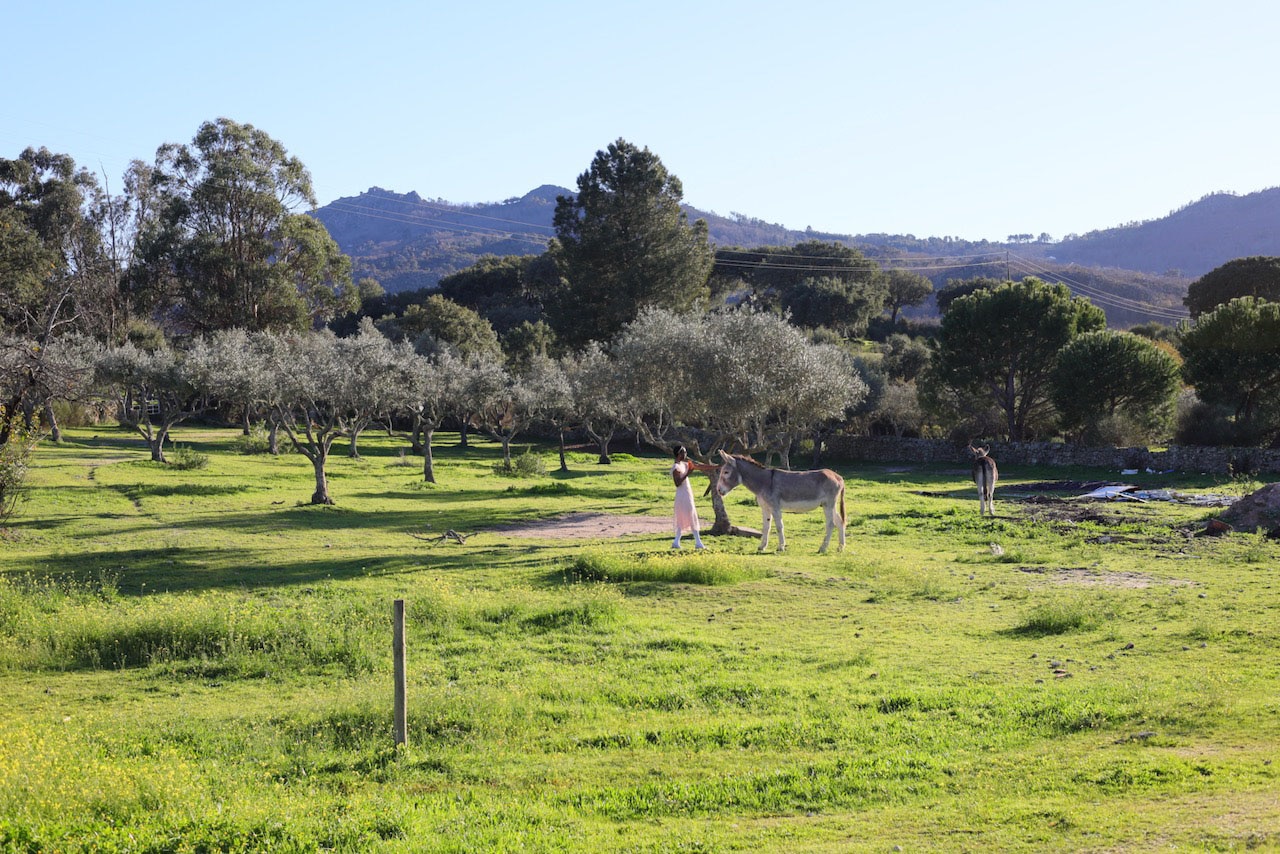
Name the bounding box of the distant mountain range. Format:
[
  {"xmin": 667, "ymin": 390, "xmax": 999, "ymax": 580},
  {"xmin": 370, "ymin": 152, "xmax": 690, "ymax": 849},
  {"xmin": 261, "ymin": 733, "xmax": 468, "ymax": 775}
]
[
  {"xmin": 1024, "ymin": 188, "xmax": 1280, "ymax": 277},
  {"xmin": 310, "ymin": 184, "xmax": 1280, "ymax": 327}
]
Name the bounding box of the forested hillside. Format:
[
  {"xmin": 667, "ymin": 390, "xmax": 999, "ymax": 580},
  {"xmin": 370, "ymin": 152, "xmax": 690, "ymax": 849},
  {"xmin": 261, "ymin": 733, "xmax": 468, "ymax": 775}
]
[
  {"xmin": 310, "ymin": 185, "xmax": 867, "ymax": 292},
  {"xmin": 312, "ymin": 185, "xmax": 1212, "ymax": 326},
  {"xmin": 1020, "ymin": 187, "xmax": 1280, "ymax": 278},
  {"xmin": 313, "ymin": 187, "xmax": 1016, "ymax": 289}
]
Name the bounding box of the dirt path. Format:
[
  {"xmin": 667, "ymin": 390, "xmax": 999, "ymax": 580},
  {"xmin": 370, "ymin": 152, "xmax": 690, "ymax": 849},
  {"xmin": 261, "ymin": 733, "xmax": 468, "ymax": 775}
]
[{"xmin": 490, "ymin": 511, "xmax": 673, "ymax": 539}]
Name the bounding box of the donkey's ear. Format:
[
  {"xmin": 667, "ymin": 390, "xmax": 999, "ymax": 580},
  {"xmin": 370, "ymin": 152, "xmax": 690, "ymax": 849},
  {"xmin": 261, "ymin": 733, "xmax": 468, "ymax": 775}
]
[{"xmin": 717, "ymin": 450, "xmax": 729, "ymax": 462}]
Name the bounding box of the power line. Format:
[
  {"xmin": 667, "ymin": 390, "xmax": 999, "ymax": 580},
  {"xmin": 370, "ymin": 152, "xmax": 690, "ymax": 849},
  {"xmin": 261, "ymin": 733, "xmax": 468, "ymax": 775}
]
[
  {"xmin": 323, "ymin": 201, "xmax": 552, "ymax": 250},
  {"xmin": 712, "ymin": 257, "xmax": 1008, "ymax": 274},
  {"xmin": 331, "ymin": 193, "xmax": 556, "ymax": 233},
  {"xmin": 1009, "ymin": 253, "xmax": 1189, "ymax": 318},
  {"xmin": 1006, "ymin": 254, "xmax": 1188, "ymax": 321},
  {"xmin": 715, "ymin": 247, "xmax": 1005, "ymax": 263}
]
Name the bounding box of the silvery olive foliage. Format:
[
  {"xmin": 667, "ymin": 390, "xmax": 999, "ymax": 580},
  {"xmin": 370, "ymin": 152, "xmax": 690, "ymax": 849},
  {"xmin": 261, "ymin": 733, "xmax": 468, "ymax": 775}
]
[
  {"xmin": 610, "ymin": 307, "xmax": 867, "ymax": 461},
  {"xmin": 95, "ymin": 340, "xmax": 215, "ymax": 462},
  {"xmin": 564, "ymin": 342, "xmax": 628, "ymax": 463},
  {"xmin": 476, "ymin": 353, "xmax": 571, "ymax": 471}
]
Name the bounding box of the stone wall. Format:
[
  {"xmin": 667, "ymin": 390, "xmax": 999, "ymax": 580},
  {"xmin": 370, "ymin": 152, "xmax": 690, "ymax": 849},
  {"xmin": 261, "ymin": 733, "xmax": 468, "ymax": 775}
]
[{"xmin": 826, "ymin": 436, "xmax": 1280, "ymax": 476}]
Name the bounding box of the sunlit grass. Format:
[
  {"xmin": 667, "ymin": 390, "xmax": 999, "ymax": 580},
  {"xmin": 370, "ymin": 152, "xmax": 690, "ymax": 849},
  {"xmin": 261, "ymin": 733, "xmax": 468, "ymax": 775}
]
[
  {"xmin": 0, "ymin": 428, "xmax": 1278, "ymax": 850},
  {"xmin": 561, "ymin": 549, "xmax": 767, "ymax": 586}
]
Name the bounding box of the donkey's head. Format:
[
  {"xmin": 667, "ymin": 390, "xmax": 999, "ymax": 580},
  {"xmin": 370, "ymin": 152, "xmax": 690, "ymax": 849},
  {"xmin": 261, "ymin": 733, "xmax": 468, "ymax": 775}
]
[
  {"xmin": 967, "ymin": 443, "xmax": 990, "ymax": 460},
  {"xmin": 715, "ymin": 451, "xmax": 741, "ymax": 496}
]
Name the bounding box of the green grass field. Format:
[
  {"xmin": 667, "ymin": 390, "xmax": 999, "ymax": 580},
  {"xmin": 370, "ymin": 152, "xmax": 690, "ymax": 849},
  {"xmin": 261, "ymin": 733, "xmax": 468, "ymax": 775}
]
[{"xmin": 2, "ymin": 426, "xmax": 1278, "ymax": 852}]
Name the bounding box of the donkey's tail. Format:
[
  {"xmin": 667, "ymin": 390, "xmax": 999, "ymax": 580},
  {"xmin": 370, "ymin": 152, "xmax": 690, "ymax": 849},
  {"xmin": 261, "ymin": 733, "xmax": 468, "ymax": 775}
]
[{"xmin": 839, "ymin": 482, "xmax": 846, "ymax": 524}]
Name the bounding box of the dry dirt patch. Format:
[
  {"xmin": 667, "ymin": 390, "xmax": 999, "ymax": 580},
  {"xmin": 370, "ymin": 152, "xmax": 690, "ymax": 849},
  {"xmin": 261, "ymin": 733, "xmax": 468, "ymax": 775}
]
[
  {"xmin": 1017, "ymin": 566, "xmax": 1195, "ymax": 588},
  {"xmin": 489, "ymin": 511, "xmax": 672, "ymax": 539}
]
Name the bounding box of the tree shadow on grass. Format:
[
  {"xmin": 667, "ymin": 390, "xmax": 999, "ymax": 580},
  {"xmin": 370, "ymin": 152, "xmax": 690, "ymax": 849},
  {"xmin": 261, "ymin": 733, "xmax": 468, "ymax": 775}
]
[
  {"xmin": 6, "ymin": 545, "xmax": 456, "ymax": 596},
  {"xmin": 104, "ymin": 483, "xmax": 253, "ymax": 501},
  {"xmin": 202, "ymin": 497, "xmax": 561, "ymax": 534},
  {"xmin": 20, "ymin": 536, "xmax": 582, "ymax": 595},
  {"xmin": 353, "ymin": 482, "xmax": 649, "ymax": 502},
  {"xmin": 64, "ymin": 433, "xmax": 147, "ymax": 453}
]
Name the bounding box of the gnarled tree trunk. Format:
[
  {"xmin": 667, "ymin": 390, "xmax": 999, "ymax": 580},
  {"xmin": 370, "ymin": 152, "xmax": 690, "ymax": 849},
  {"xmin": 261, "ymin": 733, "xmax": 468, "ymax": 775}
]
[
  {"xmin": 422, "ymin": 427, "xmax": 436, "ymax": 484},
  {"xmin": 310, "ymin": 454, "xmax": 333, "ymax": 505}
]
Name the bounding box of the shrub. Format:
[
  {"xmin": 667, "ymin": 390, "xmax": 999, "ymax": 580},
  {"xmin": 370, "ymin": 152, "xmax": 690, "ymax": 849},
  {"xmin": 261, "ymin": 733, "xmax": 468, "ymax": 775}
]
[
  {"xmin": 493, "ymin": 448, "xmax": 547, "ymax": 478},
  {"xmin": 233, "ymin": 423, "xmax": 274, "ymax": 455},
  {"xmin": 169, "ymin": 445, "xmax": 209, "ymax": 470},
  {"xmin": 0, "ymin": 411, "xmax": 40, "ymax": 523},
  {"xmin": 49, "ymin": 400, "xmax": 98, "ymax": 429}
]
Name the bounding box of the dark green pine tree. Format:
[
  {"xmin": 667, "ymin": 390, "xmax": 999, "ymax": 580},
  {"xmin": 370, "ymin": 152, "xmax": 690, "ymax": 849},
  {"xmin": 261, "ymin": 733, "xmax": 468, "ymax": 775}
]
[{"xmin": 547, "ymin": 139, "xmax": 713, "ymax": 349}]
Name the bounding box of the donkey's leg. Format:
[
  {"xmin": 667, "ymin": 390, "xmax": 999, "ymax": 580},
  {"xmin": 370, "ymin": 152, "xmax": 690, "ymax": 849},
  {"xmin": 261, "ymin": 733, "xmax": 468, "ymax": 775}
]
[
  {"xmin": 819, "ymin": 503, "xmax": 834, "ymax": 553},
  {"xmin": 837, "ymin": 486, "xmax": 847, "ymax": 552},
  {"xmin": 774, "ymin": 507, "xmax": 786, "ymax": 553},
  {"xmin": 758, "ymin": 504, "xmax": 771, "ymax": 552}
]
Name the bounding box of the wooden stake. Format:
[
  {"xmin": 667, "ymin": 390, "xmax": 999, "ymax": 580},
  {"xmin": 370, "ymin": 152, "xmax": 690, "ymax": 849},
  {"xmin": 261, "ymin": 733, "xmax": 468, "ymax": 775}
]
[{"xmin": 393, "ymin": 599, "xmax": 407, "ymax": 747}]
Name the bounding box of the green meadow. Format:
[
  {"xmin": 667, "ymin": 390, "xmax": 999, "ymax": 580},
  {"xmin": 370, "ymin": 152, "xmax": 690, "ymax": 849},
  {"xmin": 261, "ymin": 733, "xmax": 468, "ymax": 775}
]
[{"xmin": 1, "ymin": 427, "xmax": 1278, "ymax": 852}]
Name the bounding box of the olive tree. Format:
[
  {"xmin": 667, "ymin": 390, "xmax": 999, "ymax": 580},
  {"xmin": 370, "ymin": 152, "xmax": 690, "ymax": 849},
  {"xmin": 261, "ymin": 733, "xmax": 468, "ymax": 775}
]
[
  {"xmin": 202, "ymin": 328, "xmax": 272, "ymax": 440},
  {"xmin": 0, "ymin": 334, "xmax": 101, "ymax": 444},
  {"xmin": 404, "ymin": 349, "xmax": 459, "ymax": 484},
  {"xmin": 95, "ymin": 340, "xmax": 213, "ymax": 462},
  {"xmin": 612, "ymin": 308, "xmax": 866, "ymax": 533},
  {"xmin": 478, "ymin": 354, "xmax": 571, "ymax": 471},
  {"xmin": 263, "ymin": 330, "xmax": 392, "ymax": 505},
  {"xmin": 565, "ymin": 342, "xmax": 627, "ymax": 464},
  {"xmin": 340, "ymin": 319, "xmax": 419, "ymax": 459},
  {"xmin": 449, "ymin": 349, "xmax": 507, "ymax": 452},
  {"xmin": 769, "ymin": 340, "xmax": 867, "ymax": 467}
]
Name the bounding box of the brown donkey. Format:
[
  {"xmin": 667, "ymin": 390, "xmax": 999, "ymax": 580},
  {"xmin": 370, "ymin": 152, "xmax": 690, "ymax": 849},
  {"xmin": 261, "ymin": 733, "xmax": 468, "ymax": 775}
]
[{"xmin": 968, "ymin": 444, "xmax": 998, "ymax": 517}]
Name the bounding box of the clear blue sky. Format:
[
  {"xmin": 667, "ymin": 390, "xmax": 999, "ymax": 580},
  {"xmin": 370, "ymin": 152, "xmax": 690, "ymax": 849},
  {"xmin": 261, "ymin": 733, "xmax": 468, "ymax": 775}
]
[{"xmin": 3, "ymin": 0, "xmax": 1276, "ymax": 243}]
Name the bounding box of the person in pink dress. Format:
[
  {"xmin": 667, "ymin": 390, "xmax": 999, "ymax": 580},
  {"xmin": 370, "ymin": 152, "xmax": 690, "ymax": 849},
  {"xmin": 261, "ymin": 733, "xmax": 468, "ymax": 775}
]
[{"xmin": 671, "ymin": 446, "xmax": 716, "ymax": 549}]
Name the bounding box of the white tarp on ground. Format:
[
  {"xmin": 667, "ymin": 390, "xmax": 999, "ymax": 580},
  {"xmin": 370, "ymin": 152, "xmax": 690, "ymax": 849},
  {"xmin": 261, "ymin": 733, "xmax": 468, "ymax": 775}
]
[{"xmin": 1077, "ymin": 484, "xmax": 1238, "ymax": 506}]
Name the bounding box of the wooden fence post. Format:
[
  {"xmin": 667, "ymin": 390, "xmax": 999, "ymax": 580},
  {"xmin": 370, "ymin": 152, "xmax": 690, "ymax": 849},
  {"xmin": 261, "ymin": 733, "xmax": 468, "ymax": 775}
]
[{"xmin": 393, "ymin": 599, "xmax": 407, "ymax": 748}]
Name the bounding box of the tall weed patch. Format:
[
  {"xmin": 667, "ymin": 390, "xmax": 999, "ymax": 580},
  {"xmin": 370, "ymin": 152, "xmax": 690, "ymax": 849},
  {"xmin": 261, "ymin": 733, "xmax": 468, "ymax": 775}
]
[
  {"xmin": 1009, "ymin": 595, "xmax": 1107, "ymax": 636},
  {"xmin": 563, "ymin": 550, "xmax": 765, "ymax": 586},
  {"xmin": 0, "ymin": 580, "xmax": 383, "ymax": 675}
]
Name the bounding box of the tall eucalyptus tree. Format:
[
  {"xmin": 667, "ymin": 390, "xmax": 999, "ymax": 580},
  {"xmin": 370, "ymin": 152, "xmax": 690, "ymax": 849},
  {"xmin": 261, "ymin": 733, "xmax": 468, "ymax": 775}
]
[
  {"xmin": 133, "ymin": 118, "xmax": 355, "ymax": 334},
  {"xmin": 0, "ymin": 147, "xmax": 116, "ymax": 444}
]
